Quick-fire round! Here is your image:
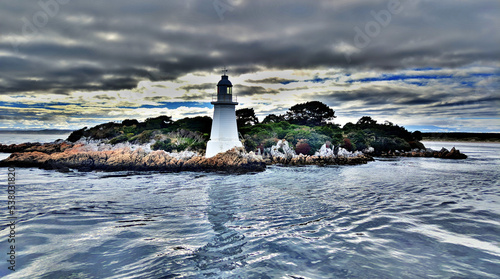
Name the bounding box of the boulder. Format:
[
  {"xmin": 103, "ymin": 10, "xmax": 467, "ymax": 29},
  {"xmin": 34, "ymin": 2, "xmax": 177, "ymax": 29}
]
[
  {"xmin": 444, "ymin": 147, "xmax": 468, "ymax": 159},
  {"xmin": 0, "ymin": 142, "xmax": 73, "ymax": 154},
  {"xmin": 382, "ymin": 146, "xmax": 467, "ymax": 159}
]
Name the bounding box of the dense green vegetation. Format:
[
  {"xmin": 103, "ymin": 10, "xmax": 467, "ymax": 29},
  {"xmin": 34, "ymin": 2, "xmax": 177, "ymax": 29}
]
[
  {"xmin": 67, "ymin": 101, "xmax": 423, "ymax": 155},
  {"xmin": 67, "ymin": 116, "xmax": 211, "ymax": 153},
  {"xmin": 341, "ymin": 116, "xmax": 425, "ymax": 152},
  {"xmin": 237, "ymin": 103, "xmax": 422, "ymax": 154}
]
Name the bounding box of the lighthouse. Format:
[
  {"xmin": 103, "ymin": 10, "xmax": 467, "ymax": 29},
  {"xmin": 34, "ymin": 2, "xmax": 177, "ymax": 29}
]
[{"xmin": 205, "ymin": 71, "xmax": 243, "ymax": 158}]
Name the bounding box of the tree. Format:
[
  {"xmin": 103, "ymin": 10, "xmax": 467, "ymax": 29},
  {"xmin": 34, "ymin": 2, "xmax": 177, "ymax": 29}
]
[
  {"xmin": 122, "ymin": 119, "xmax": 139, "ymax": 126},
  {"xmin": 412, "ymin": 131, "xmax": 423, "ymax": 141},
  {"xmin": 356, "ymin": 116, "xmax": 377, "ymax": 127},
  {"xmin": 262, "ymin": 114, "xmax": 284, "ymax": 124},
  {"xmin": 347, "ymin": 130, "xmax": 369, "ymax": 151},
  {"xmin": 67, "ymin": 127, "xmax": 87, "ymax": 142},
  {"xmin": 143, "ymin": 115, "xmax": 173, "ymax": 129},
  {"xmin": 242, "ymin": 134, "xmax": 258, "ymax": 152},
  {"xmin": 236, "ymin": 108, "xmax": 259, "ymax": 127},
  {"xmin": 170, "ymin": 116, "xmax": 212, "ymax": 134},
  {"xmin": 342, "ymin": 122, "xmax": 356, "ymax": 132},
  {"xmin": 284, "ymin": 101, "xmax": 336, "ymax": 126}
]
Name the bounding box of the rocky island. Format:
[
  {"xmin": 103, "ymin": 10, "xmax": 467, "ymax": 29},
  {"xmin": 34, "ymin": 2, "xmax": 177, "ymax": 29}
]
[
  {"xmin": 0, "ymin": 140, "xmax": 373, "ymax": 173},
  {"xmin": 0, "ymin": 102, "xmax": 467, "ymax": 173}
]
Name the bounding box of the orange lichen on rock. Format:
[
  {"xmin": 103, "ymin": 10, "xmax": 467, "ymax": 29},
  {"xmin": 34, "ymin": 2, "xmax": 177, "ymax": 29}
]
[{"xmin": 0, "ymin": 145, "xmax": 266, "ymax": 173}]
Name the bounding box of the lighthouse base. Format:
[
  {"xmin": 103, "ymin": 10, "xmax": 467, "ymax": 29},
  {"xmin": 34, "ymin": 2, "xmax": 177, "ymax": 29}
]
[{"xmin": 205, "ymin": 139, "xmax": 243, "ymax": 158}]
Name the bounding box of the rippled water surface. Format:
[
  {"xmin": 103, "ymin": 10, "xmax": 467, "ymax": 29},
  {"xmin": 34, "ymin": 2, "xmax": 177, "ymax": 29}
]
[{"xmin": 1, "ymin": 141, "xmax": 499, "ymax": 278}]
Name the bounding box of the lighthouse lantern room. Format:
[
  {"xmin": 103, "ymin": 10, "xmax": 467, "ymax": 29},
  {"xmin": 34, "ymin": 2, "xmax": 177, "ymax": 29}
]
[{"xmin": 205, "ymin": 71, "xmax": 243, "ymax": 158}]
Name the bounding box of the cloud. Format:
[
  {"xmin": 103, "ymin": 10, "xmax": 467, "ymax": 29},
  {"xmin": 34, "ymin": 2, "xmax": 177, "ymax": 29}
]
[
  {"xmin": 2, "ymin": 0, "xmax": 499, "ymax": 95},
  {"xmin": 0, "ymin": 0, "xmax": 498, "ymax": 131},
  {"xmin": 179, "ymin": 83, "xmax": 214, "ymax": 92},
  {"xmin": 236, "ymin": 85, "xmax": 280, "ymax": 96},
  {"xmin": 94, "ymin": 94, "xmax": 116, "ymax": 100},
  {"xmin": 246, "ymin": 77, "xmax": 297, "ymax": 84}
]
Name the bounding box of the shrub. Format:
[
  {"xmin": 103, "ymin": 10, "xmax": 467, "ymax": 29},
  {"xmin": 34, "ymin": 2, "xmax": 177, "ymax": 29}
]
[
  {"xmin": 123, "ymin": 126, "xmax": 140, "ymax": 134},
  {"xmin": 168, "ymin": 116, "xmax": 212, "ymax": 134},
  {"xmin": 151, "ymin": 138, "xmax": 173, "ymax": 152},
  {"xmin": 295, "ymin": 140, "xmax": 311, "ymax": 155},
  {"xmin": 67, "ymin": 127, "xmax": 87, "ymax": 142},
  {"xmin": 342, "ymin": 138, "xmax": 355, "ymax": 151},
  {"xmin": 347, "ymin": 130, "xmax": 369, "ymax": 151},
  {"xmin": 190, "ymin": 141, "xmax": 207, "ymax": 152},
  {"xmin": 243, "ymin": 135, "xmax": 258, "ymax": 152},
  {"xmin": 108, "ymin": 134, "xmax": 128, "ymax": 144},
  {"xmin": 371, "ymin": 137, "xmax": 411, "ymax": 152},
  {"xmin": 263, "ymin": 138, "xmax": 278, "ymax": 148},
  {"xmin": 409, "ymin": 141, "xmax": 425, "ymax": 150},
  {"xmin": 130, "ymin": 130, "xmax": 154, "ymax": 144},
  {"xmin": 122, "ymin": 119, "xmax": 139, "ymax": 126},
  {"xmin": 412, "ymin": 131, "xmax": 422, "ymax": 141},
  {"xmin": 307, "ymin": 133, "xmax": 330, "ymax": 153},
  {"xmin": 262, "ymin": 114, "xmax": 285, "ymax": 124},
  {"xmin": 285, "ymin": 128, "xmax": 312, "ymax": 145}
]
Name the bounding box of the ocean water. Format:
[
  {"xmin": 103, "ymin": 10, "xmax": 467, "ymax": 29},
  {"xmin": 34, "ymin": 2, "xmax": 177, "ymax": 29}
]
[
  {"xmin": 0, "ymin": 133, "xmax": 71, "ymax": 161},
  {"xmin": 0, "ymin": 137, "xmax": 499, "ymax": 278},
  {"xmin": 0, "ymin": 133, "xmax": 71, "ymax": 145}
]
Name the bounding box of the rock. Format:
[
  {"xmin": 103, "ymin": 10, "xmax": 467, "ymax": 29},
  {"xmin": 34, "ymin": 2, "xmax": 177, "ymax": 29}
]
[
  {"xmin": 270, "ymin": 140, "xmax": 296, "ymax": 159},
  {"xmin": 314, "ymin": 144, "xmax": 334, "ymax": 157},
  {"xmin": 382, "ymin": 146, "xmax": 467, "ymax": 159},
  {"xmin": 337, "ymin": 148, "xmax": 352, "ymax": 157},
  {"xmin": 444, "ymin": 147, "xmax": 468, "ymax": 159},
  {"xmin": 0, "ymin": 146, "xmax": 266, "ymax": 174},
  {"xmin": 0, "ymin": 142, "xmax": 73, "ymax": 154},
  {"xmin": 1, "ymin": 139, "xmax": 378, "ymax": 172},
  {"xmin": 438, "ymin": 147, "xmax": 449, "ymax": 158},
  {"xmin": 363, "ymin": 147, "xmax": 375, "ymax": 154}
]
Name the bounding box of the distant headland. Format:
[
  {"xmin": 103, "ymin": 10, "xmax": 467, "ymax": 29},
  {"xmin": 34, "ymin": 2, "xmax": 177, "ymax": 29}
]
[
  {"xmin": 0, "ymin": 101, "xmax": 471, "ymax": 173},
  {"xmin": 0, "ymin": 129, "xmax": 73, "ymax": 134},
  {"xmin": 422, "ymin": 132, "xmax": 500, "ymax": 143}
]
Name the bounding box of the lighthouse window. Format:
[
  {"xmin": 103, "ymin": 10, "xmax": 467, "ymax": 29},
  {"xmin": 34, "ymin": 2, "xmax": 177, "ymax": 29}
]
[{"xmin": 228, "ymin": 87, "xmax": 232, "ymax": 94}]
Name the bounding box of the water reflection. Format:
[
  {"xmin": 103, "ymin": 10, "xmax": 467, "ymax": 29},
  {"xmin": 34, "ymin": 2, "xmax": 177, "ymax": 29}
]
[{"xmin": 192, "ymin": 180, "xmax": 247, "ymax": 275}]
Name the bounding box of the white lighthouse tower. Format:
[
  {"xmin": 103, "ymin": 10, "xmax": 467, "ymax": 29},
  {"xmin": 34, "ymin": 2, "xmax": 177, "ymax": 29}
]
[{"xmin": 205, "ymin": 71, "xmax": 243, "ymax": 158}]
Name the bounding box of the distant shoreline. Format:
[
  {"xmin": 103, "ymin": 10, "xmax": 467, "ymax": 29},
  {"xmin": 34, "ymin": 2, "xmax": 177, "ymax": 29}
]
[
  {"xmin": 421, "ymin": 132, "xmax": 500, "ymax": 143},
  {"xmin": 0, "ymin": 130, "xmax": 73, "ymax": 135},
  {"xmin": 422, "ymin": 139, "xmax": 500, "ymax": 143}
]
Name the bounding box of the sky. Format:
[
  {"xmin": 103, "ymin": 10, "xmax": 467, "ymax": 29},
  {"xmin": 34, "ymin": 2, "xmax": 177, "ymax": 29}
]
[{"xmin": 0, "ymin": 0, "xmax": 499, "ymax": 132}]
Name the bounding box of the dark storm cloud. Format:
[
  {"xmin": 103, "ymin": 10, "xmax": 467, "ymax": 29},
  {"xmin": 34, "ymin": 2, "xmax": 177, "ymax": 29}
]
[
  {"xmin": 236, "ymin": 85, "xmax": 279, "ymax": 97},
  {"xmin": 431, "ymin": 95, "xmax": 500, "ymax": 109},
  {"xmin": 394, "ymin": 97, "xmax": 437, "ymax": 106},
  {"xmin": 179, "ymin": 83, "xmax": 213, "ymax": 92},
  {"xmin": 278, "ymin": 86, "xmax": 310, "ymax": 91},
  {"xmin": 317, "ymin": 87, "xmax": 432, "ymax": 106},
  {"xmin": 246, "ymin": 77, "xmax": 297, "ymax": 84},
  {"xmin": 94, "ymin": 95, "xmax": 116, "ymax": 100},
  {"xmin": 0, "ymin": 115, "xmax": 16, "ymax": 120},
  {"xmin": 0, "ymin": 106, "xmax": 71, "ymax": 120},
  {"xmin": 179, "ymin": 94, "xmax": 206, "ymax": 101},
  {"xmin": 144, "ymin": 96, "xmax": 171, "ymax": 102},
  {"xmin": 0, "ymin": 0, "xmax": 498, "ymax": 95}
]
